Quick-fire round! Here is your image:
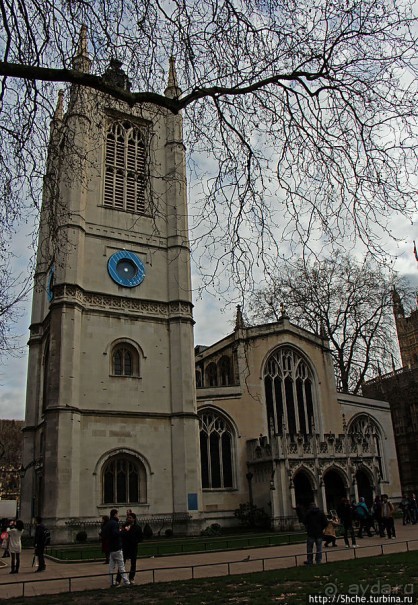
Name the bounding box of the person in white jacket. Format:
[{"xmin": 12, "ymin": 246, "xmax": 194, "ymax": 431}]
[{"xmin": 7, "ymin": 520, "xmax": 24, "ymax": 574}]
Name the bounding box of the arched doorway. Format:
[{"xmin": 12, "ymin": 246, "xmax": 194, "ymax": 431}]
[
  {"xmin": 324, "ymin": 469, "xmax": 346, "ymax": 512},
  {"xmin": 294, "ymin": 470, "xmax": 314, "ymax": 518},
  {"xmin": 356, "ymin": 469, "xmax": 373, "ymax": 506}
]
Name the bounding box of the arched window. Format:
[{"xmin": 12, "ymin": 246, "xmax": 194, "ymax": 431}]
[
  {"xmin": 195, "ymin": 369, "xmax": 202, "ymax": 388},
  {"xmin": 206, "ymin": 362, "xmax": 218, "ymax": 387},
  {"xmin": 348, "ymin": 414, "xmax": 384, "ymax": 478},
  {"xmin": 218, "ymin": 356, "xmax": 232, "ymax": 386},
  {"xmin": 264, "ymin": 347, "xmax": 315, "ymax": 435},
  {"xmin": 199, "ymin": 410, "xmax": 234, "ymax": 489},
  {"xmin": 102, "ymin": 454, "xmax": 147, "ymax": 504},
  {"xmin": 111, "ymin": 343, "xmax": 139, "ymax": 377},
  {"xmin": 104, "ymin": 120, "xmax": 146, "ymax": 214}
]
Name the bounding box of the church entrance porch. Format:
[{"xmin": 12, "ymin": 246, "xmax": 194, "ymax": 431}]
[{"xmin": 324, "ymin": 469, "xmax": 346, "ymax": 512}]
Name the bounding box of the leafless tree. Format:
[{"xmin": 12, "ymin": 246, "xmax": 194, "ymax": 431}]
[
  {"xmin": 0, "ymin": 250, "xmax": 30, "ymax": 358},
  {"xmin": 0, "ymin": 0, "xmax": 417, "ymax": 303},
  {"xmin": 247, "ymin": 256, "xmax": 414, "ymax": 394}
]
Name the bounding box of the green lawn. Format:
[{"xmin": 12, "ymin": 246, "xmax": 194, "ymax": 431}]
[
  {"xmin": 6, "ymin": 551, "xmax": 418, "ymax": 604},
  {"xmin": 47, "ymin": 532, "xmax": 306, "ymax": 561}
]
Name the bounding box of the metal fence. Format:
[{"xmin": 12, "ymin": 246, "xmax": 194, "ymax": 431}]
[{"xmin": 1, "ymin": 538, "xmax": 417, "ymax": 599}]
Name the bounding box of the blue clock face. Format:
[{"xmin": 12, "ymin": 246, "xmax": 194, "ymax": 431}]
[{"xmin": 107, "ymin": 251, "xmax": 145, "ymax": 288}]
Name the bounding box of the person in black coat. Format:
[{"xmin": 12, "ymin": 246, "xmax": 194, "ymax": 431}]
[
  {"xmin": 304, "ymin": 502, "xmax": 328, "ymax": 565},
  {"xmin": 116, "ymin": 512, "xmax": 143, "ymax": 584},
  {"xmin": 34, "ymin": 516, "xmax": 47, "ymax": 572},
  {"xmin": 337, "ymin": 498, "xmax": 357, "ymax": 548},
  {"xmin": 102, "ymin": 509, "xmax": 130, "ymax": 587}
]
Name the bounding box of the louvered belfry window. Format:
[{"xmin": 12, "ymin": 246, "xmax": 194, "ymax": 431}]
[{"xmin": 104, "ymin": 120, "xmax": 146, "ymax": 213}]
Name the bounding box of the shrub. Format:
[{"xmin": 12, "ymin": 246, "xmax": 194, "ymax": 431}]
[
  {"xmin": 200, "ymin": 523, "xmax": 222, "ymax": 537},
  {"xmin": 164, "ymin": 528, "xmax": 173, "ymax": 537},
  {"xmin": 75, "ymin": 530, "xmax": 87, "ymax": 543},
  {"xmin": 234, "ymin": 502, "xmax": 270, "ymax": 529}
]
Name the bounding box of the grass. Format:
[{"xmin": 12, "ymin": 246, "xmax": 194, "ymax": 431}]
[
  {"xmin": 5, "ymin": 551, "xmax": 418, "ymax": 604},
  {"xmin": 47, "ymin": 532, "xmax": 306, "ymax": 561}
]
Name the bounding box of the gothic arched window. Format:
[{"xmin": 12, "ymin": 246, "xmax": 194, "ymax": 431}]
[
  {"xmin": 206, "ymin": 362, "xmax": 218, "ymax": 387},
  {"xmin": 102, "ymin": 454, "xmax": 147, "ymax": 504},
  {"xmin": 199, "ymin": 410, "xmax": 234, "ymax": 489},
  {"xmin": 111, "ymin": 343, "xmax": 139, "ymax": 377},
  {"xmin": 104, "ymin": 120, "xmax": 146, "ymax": 214},
  {"xmin": 348, "ymin": 414, "xmax": 384, "ymax": 478},
  {"xmin": 218, "ymin": 356, "xmax": 232, "ymax": 386},
  {"xmin": 264, "ymin": 347, "xmax": 315, "ymax": 435}
]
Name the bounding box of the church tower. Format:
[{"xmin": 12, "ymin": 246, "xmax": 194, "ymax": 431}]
[
  {"xmin": 21, "ymin": 30, "xmax": 202, "ymax": 537},
  {"xmin": 393, "ymin": 286, "xmax": 418, "ymax": 369}
]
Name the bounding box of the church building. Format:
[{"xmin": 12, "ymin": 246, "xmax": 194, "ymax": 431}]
[{"xmin": 21, "ymin": 30, "xmax": 401, "ymax": 541}]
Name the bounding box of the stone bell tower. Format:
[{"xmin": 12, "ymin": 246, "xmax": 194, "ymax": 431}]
[{"xmin": 21, "ymin": 28, "xmax": 202, "ymax": 538}]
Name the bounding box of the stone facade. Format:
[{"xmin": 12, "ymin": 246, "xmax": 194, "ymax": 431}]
[
  {"xmin": 21, "ymin": 33, "xmax": 402, "ymax": 541},
  {"xmin": 196, "ymin": 313, "xmax": 401, "ymax": 528},
  {"xmin": 362, "ymin": 289, "xmax": 418, "ymax": 495}
]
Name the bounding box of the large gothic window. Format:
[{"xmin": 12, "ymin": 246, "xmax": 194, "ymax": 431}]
[
  {"xmin": 102, "ymin": 454, "xmax": 146, "ymax": 504},
  {"xmin": 104, "ymin": 120, "xmax": 146, "ymax": 214},
  {"xmin": 264, "ymin": 347, "xmax": 315, "ymax": 435},
  {"xmin": 199, "ymin": 410, "xmax": 234, "ymax": 489}
]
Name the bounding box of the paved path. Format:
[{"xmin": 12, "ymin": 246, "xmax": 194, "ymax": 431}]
[{"xmin": 1, "ymin": 520, "xmax": 418, "ymax": 599}]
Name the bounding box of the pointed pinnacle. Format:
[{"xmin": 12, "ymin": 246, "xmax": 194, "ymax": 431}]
[
  {"xmin": 73, "ymin": 24, "xmax": 91, "ymax": 73},
  {"xmin": 54, "ymin": 90, "xmax": 64, "ymax": 121},
  {"xmin": 165, "ymin": 55, "xmax": 181, "ymax": 98}
]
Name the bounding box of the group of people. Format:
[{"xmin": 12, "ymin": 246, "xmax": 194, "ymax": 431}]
[
  {"xmin": 302, "ymin": 493, "xmax": 398, "ymax": 565},
  {"xmin": 99, "ymin": 508, "xmax": 143, "ymax": 587},
  {"xmin": 1, "ymin": 516, "xmax": 49, "ymax": 574}
]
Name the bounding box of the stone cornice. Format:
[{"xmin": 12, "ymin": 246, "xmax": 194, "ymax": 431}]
[{"xmin": 52, "ymin": 283, "xmax": 193, "ymax": 318}]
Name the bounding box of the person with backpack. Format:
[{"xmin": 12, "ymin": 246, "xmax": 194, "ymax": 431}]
[
  {"xmin": 34, "ymin": 516, "xmax": 48, "ymax": 572},
  {"xmin": 355, "ymin": 497, "xmax": 372, "ymax": 538}
]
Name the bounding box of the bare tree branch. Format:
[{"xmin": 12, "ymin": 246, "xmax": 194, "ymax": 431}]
[{"xmin": 247, "ymin": 256, "xmax": 415, "ymax": 394}]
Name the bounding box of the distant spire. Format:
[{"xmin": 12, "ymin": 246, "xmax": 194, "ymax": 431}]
[
  {"xmin": 235, "ymin": 305, "xmax": 245, "ymax": 330},
  {"xmin": 164, "ymin": 55, "xmax": 181, "ymax": 99},
  {"xmin": 392, "ymin": 286, "xmax": 405, "ymax": 319},
  {"xmin": 53, "ymin": 90, "xmax": 64, "ymax": 122},
  {"xmin": 73, "ymin": 25, "xmax": 91, "ymax": 73}
]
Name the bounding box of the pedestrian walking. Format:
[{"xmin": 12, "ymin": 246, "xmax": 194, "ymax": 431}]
[
  {"xmin": 381, "ymin": 494, "xmax": 396, "ymax": 539},
  {"xmin": 34, "ymin": 516, "xmax": 48, "ymax": 572},
  {"xmin": 102, "ymin": 509, "xmax": 130, "ymax": 587},
  {"xmin": 303, "ymin": 502, "xmax": 328, "ymax": 565},
  {"xmin": 337, "ymin": 498, "xmax": 357, "ymax": 548},
  {"xmin": 115, "ymin": 512, "xmax": 143, "ymax": 585},
  {"xmin": 7, "ymin": 520, "xmax": 24, "ymax": 574}
]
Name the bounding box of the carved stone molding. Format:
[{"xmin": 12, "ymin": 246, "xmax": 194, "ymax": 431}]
[{"xmin": 53, "ymin": 284, "xmax": 193, "ymax": 319}]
